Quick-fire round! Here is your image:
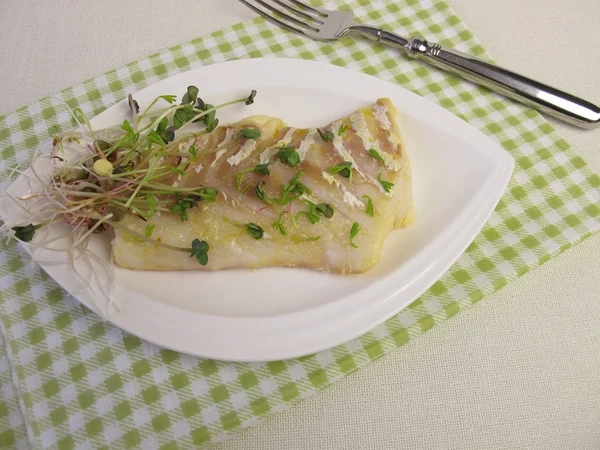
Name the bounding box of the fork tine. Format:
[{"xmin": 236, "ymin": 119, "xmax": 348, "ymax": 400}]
[
  {"xmin": 272, "ymin": 0, "xmax": 324, "ymax": 24},
  {"xmin": 285, "ymin": 0, "xmax": 328, "ymax": 18},
  {"xmin": 239, "ymin": 0, "xmax": 313, "ymax": 37},
  {"xmin": 248, "ymin": 0, "xmax": 320, "ymax": 32}
]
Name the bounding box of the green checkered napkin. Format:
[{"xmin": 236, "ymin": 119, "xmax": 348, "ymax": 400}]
[{"xmin": 0, "ymin": 0, "xmax": 599, "ymax": 447}]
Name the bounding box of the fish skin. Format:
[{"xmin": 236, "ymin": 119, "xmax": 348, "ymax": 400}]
[{"xmin": 112, "ymin": 98, "xmax": 414, "ymax": 273}]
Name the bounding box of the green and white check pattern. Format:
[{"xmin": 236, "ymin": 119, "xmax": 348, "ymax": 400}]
[
  {"xmin": 0, "ymin": 334, "xmax": 28, "ymax": 449},
  {"xmin": 0, "ymin": 0, "xmax": 598, "ymax": 447}
]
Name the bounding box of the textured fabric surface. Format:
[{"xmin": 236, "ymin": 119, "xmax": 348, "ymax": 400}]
[
  {"xmin": 0, "ymin": 0, "xmax": 596, "ymax": 448},
  {"xmin": 0, "ymin": 334, "xmax": 28, "ymax": 449}
]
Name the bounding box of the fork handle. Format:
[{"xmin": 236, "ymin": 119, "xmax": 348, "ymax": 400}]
[
  {"xmin": 405, "ymin": 37, "xmax": 600, "ymax": 129},
  {"xmin": 355, "ymin": 27, "xmax": 600, "ymax": 129}
]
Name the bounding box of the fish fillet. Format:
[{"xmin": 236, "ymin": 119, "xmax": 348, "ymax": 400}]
[{"xmin": 112, "ymin": 98, "xmax": 414, "ymax": 273}]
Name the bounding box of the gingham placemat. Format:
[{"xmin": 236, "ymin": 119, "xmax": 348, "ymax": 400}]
[
  {"xmin": 0, "ymin": 334, "xmax": 28, "ymax": 449},
  {"xmin": 0, "ymin": 0, "xmax": 598, "ymax": 448}
]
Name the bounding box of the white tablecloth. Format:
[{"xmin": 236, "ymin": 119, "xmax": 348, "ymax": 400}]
[{"xmin": 1, "ymin": 0, "xmax": 598, "ymax": 448}]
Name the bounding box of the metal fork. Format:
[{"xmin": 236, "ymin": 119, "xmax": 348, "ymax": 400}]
[{"xmin": 239, "ymin": 0, "xmax": 600, "ymax": 129}]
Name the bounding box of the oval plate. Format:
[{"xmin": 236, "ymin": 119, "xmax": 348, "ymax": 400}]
[{"xmin": 1, "ymin": 58, "xmax": 513, "ymax": 361}]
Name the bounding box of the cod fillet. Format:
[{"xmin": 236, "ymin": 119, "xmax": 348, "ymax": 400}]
[{"xmin": 112, "ymin": 98, "xmax": 414, "ymax": 273}]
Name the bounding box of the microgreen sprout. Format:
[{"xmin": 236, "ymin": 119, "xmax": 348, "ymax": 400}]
[
  {"xmin": 240, "ymin": 128, "xmax": 261, "ymax": 139},
  {"xmin": 255, "ymin": 180, "xmax": 270, "ymax": 203},
  {"xmin": 203, "ymin": 103, "xmax": 217, "ymax": 132},
  {"xmin": 377, "ymin": 173, "xmax": 394, "ymax": 193},
  {"xmin": 147, "ymin": 194, "xmax": 157, "ymax": 216},
  {"xmin": 316, "ymin": 203, "xmax": 334, "ymax": 218},
  {"xmin": 317, "ymin": 128, "xmax": 334, "ymax": 142},
  {"xmin": 235, "ymin": 164, "xmax": 270, "ymax": 191},
  {"xmin": 190, "ymin": 238, "xmax": 209, "ymax": 265},
  {"xmin": 296, "ymin": 200, "xmax": 321, "ymax": 224},
  {"xmin": 327, "ymin": 161, "xmax": 353, "ymax": 181},
  {"xmin": 6, "ymin": 88, "xmax": 257, "ymax": 316},
  {"xmin": 273, "ymin": 212, "xmax": 287, "ymax": 235},
  {"xmin": 245, "ymin": 223, "xmax": 264, "ymax": 240},
  {"xmin": 182, "ymin": 85, "xmax": 199, "ymax": 105},
  {"xmin": 245, "ymin": 90, "xmax": 257, "ymax": 105},
  {"xmin": 279, "ymin": 171, "xmax": 310, "ymax": 205},
  {"xmin": 368, "ymin": 148, "xmax": 385, "ymax": 166},
  {"xmin": 145, "ymin": 224, "xmax": 155, "ymax": 238},
  {"xmin": 363, "ymin": 195, "xmax": 374, "ymax": 217},
  {"xmin": 350, "ymin": 222, "xmax": 361, "ymax": 248},
  {"xmin": 304, "ymin": 236, "xmax": 321, "ymax": 241},
  {"xmin": 275, "ymin": 146, "xmax": 300, "ymax": 167},
  {"xmin": 12, "ymin": 224, "xmax": 43, "ymax": 242}
]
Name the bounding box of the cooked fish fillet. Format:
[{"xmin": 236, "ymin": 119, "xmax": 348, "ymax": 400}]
[{"xmin": 112, "ymin": 98, "xmax": 414, "ymax": 273}]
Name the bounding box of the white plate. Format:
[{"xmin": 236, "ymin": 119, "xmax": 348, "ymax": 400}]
[{"xmin": 1, "ymin": 58, "xmax": 513, "ymax": 362}]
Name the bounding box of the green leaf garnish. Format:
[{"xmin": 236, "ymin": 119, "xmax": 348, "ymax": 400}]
[
  {"xmin": 235, "ymin": 173, "xmax": 246, "ymax": 192},
  {"xmin": 316, "ymin": 203, "xmax": 334, "ymax": 218},
  {"xmin": 206, "ymin": 118, "xmax": 219, "ymax": 133},
  {"xmin": 120, "ymin": 119, "xmax": 134, "ymax": 134},
  {"xmin": 255, "ymin": 180, "xmax": 270, "ymax": 203},
  {"xmin": 280, "ymin": 171, "xmax": 310, "ymax": 205},
  {"xmin": 169, "ymin": 189, "xmax": 216, "ymax": 220},
  {"xmin": 338, "ymin": 123, "xmax": 348, "ymax": 136},
  {"xmin": 297, "ymin": 200, "xmax": 321, "ymax": 224},
  {"xmin": 296, "ymin": 211, "xmax": 320, "ymax": 224},
  {"xmin": 273, "ymin": 212, "xmax": 287, "ymax": 235},
  {"xmin": 145, "ymin": 224, "xmax": 155, "ymax": 238},
  {"xmin": 368, "ymin": 148, "xmax": 385, "ymax": 166},
  {"xmin": 190, "ymin": 238, "xmax": 209, "ymax": 265},
  {"xmin": 317, "ymin": 128, "xmax": 334, "ymax": 142},
  {"xmin": 120, "ymin": 120, "xmax": 138, "ymax": 144},
  {"xmin": 171, "ymin": 200, "xmax": 191, "ymax": 221},
  {"xmin": 174, "ymin": 109, "xmax": 189, "ymax": 128},
  {"xmin": 147, "ymin": 194, "xmax": 157, "ymax": 216},
  {"xmin": 147, "ymin": 129, "xmax": 166, "ymax": 147},
  {"xmin": 188, "ymin": 86, "xmax": 199, "ymax": 101},
  {"xmin": 182, "ymin": 85, "xmax": 199, "ymax": 105},
  {"xmin": 304, "ymin": 236, "xmax": 321, "ymax": 241},
  {"xmin": 159, "ymin": 94, "xmax": 177, "ymax": 104},
  {"xmin": 193, "ymin": 187, "xmax": 218, "ymax": 202},
  {"xmin": 350, "ymin": 222, "xmax": 361, "ymax": 248},
  {"xmin": 235, "ymin": 164, "xmax": 270, "ymax": 191},
  {"xmin": 254, "ymin": 164, "xmax": 270, "ymax": 176},
  {"xmin": 327, "ymin": 161, "xmax": 353, "ymax": 180},
  {"xmin": 275, "ymin": 146, "xmax": 301, "ymax": 167},
  {"xmin": 160, "ymin": 126, "xmax": 176, "ymax": 144},
  {"xmin": 156, "ymin": 117, "xmax": 168, "ymax": 133},
  {"xmin": 245, "ymin": 89, "xmax": 257, "ymax": 105},
  {"xmin": 240, "ymin": 128, "xmax": 261, "ymax": 139},
  {"xmin": 377, "ymin": 173, "xmax": 394, "ymax": 193},
  {"xmin": 188, "ymin": 144, "xmax": 197, "ymax": 157},
  {"xmin": 12, "ymin": 224, "xmax": 40, "ymax": 242},
  {"xmin": 297, "ymin": 200, "xmax": 332, "ymax": 224},
  {"xmin": 363, "ymin": 195, "xmax": 374, "ymax": 217},
  {"xmin": 203, "ymin": 103, "xmax": 217, "ymax": 131},
  {"xmin": 245, "ymin": 223, "xmax": 264, "ymax": 240}
]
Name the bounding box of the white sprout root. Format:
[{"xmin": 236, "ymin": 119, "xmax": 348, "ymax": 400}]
[{"xmin": 0, "ymin": 111, "xmax": 121, "ymax": 319}]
